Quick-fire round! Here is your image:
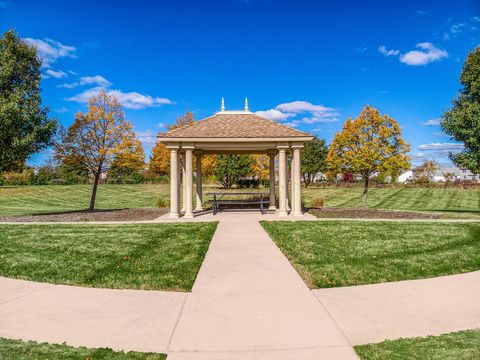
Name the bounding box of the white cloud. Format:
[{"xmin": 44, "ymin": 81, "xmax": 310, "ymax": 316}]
[
  {"xmin": 67, "ymin": 86, "xmax": 173, "ymax": 110},
  {"xmin": 415, "ymin": 10, "xmax": 430, "ymax": 16},
  {"xmin": 59, "ymin": 75, "xmax": 112, "ymax": 89},
  {"xmin": 158, "ymin": 123, "xmax": 165, "ymax": 128},
  {"xmin": 23, "ymin": 37, "xmax": 76, "ymax": 68},
  {"xmin": 378, "ymin": 45, "xmax": 399, "ymax": 56},
  {"xmin": 399, "ymin": 43, "xmax": 448, "ymax": 66},
  {"xmin": 254, "ymin": 109, "xmax": 294, "ymax": 121},
  {"xmin": 136, "ymin": 130, "xmax": 157, "ymax": 147},
  {"xmin": 418, "ymin": 143, "xmax": 463, "ymax": 150},
  {"xmin": 54, "ymin": 106, "xmax": 69, "ymax": 113},
  {"xmin": 421, "ymin": 118, "xmax": 441, "ymax": 126},
  {"xmin": 256, "ymin": 100, "xmax": 339, "ymax": 126},
  {"xmin": 44, "ymin": 69, "xmax": 67, "ymax": 79}
]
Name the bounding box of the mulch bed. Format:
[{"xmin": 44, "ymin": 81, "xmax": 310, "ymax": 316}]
[
  {"xmin": 0, "ymin": 208, "xmax": 169, "ymax": 222},
  {"xmin": 308, "ymin": 207, "xmax": 444, "ymax": 219}
]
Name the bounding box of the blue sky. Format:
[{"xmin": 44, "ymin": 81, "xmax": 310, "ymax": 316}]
[{"xmin": 1, "ymin": 0, "xmax": 479, "ymax": 167}]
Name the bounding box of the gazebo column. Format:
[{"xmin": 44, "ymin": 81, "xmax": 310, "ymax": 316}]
[
  {"xmin": 268, "ymin": 151, "xmax": 276, "ymax": 210},
  {"xmin": 292, "ymin": 144, "xmax": 303, "ymax": 216},
  {"xmin": 285, "ymin": 151, "xmax": 290, "ymax": 213},
  {"xmin": 277, "ymin": 145, "xmax": 288, "ymax": 216},
  {"xmin": 195, "ymin": 152, "xmax": 203, "ymax": 211},
  {"xmin": 181, "ymin": 153, "xmax": 186, "ymax": 213},
  {"xmin": 168, "ymin": 144, "xmax": 180, "ymax": 218},
  {"xmin": 183, "ymin": 145, "xmax": 194, "ymax": 218},
  {"xmin": 290, "ymin": 149, "xmax": 296, "ymax": 215}
]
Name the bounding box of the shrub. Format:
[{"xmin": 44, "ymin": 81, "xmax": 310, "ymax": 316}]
[
  {"xmin": 157, "ymin": 197, "xmax": 169, "ymax": 208},
  {"xmin": 310, "ymin": 197, "xmax": 324, "ymax": 208},
  {"xmin": 48, "ymin": 178, "xmax": 68, "ymax": 185}
]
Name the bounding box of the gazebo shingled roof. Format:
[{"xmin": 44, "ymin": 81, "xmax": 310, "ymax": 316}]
[{"xmin": 159, "ymin": 111, "xmax": 312, "ymax": 139}]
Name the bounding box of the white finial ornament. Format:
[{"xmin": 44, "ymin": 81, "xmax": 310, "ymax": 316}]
[
  {"xmin": 221, "ymin": 97, "xmax": 225, "ymax": 112},
  {"xmin": 244, "ymin": 97, "xmax": 249, "ymax": 112}
]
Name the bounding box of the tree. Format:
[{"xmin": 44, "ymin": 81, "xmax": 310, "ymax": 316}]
[
  {"xmin": 0, "ymin": 30, "xmax": 57, "ymax": 173},
  {"xmin": 251, "ymin": 155, "xmax": 269, "ymax": 182},
  {"xmin": 150, "ymin": 111, "xmax": 217, "ymax": 178},
  {"xmin": 149, "ymin": 141, "xmax": 170, "ymax": 176},
  {"xmin": 414, "ymin": 160, "xmax": 439, "ymax": 182},
  {"xmin": 441, "ymin": 47, "xmax": 480, "ymax": 173},
  {"xmin": 110, "ymin": 137, "xmax": 145, "ymax": 177},
  {"xmin": 301, "ymin": 137, "xmax": 328, "ymax": 187},
  {"xmin": 55, "ymin": 91, "xmax": 137, "ymax": 210},
  {"xmin": 327, "ymin": 105, "xmax": 410, "ymax": 208},
  {"xmin": 216, "ymin": 154, "xmax": 254, "ymax": 189}
]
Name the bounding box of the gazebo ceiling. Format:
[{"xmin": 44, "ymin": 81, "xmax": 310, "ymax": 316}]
[{"xmin": 157, "ymin": 110, "xmax": 313, "ymax": 142}]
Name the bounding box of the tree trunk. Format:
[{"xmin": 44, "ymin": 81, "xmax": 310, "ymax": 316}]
[
  {"xmin": 89, "ymin": 172, "xmax": 101, "ymax": 211},
  {"xmin": 361, "ymin": 176, "xmax": 369, "ymax": 208}
]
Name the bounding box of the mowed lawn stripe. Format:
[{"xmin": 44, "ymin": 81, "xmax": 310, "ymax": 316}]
[
  {"xmin": 0, "ymin": 222, "xmax": 217, "ymax": 291},
  {"xmin": 261, "ymin": 221, "xmax": 480, "ymax": 288}
]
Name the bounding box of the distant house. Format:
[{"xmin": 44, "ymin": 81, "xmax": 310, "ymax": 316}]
[
  {"xmin": 398, "ymin": 166, "xmax": 480, "ymax": 183},
  {"xmin": 398, "ymin": 170, "xmax": 413, "ymax": 183}
]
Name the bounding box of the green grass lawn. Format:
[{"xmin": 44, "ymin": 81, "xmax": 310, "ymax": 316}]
[
  {"xmin": 261, "ymin": 221, "xmax": 480, "ymax": 288},
  {"xmin": 355, "ymin": 329, "xmax": 480, "ymax": 360},
  {"xmin": 0, "ymin": 223, "xmax": 217, "ymax": 291},
  {"xmin": 302, "ymin": 186, "xmax": 480, "ymax": 217},
  {"xmin": 0, "ymin": 337, "xmax": 165, "ymax": 359},
  {"xmin": 0, "ymin": 184, "xmax": 479, "ymax": 217}
]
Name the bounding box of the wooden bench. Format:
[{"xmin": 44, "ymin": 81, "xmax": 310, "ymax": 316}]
[{"xmin": 206, "ymin": 192, "xmax": 270, "ymax": 215}]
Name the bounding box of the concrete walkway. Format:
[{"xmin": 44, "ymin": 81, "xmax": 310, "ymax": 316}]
[
  {"xmin": 0, "ymin": 211, "xmax": 479, "ymax": 359},
  {"xmin": 166, "ymin": 213, "xmax": 358, "ymax": 359}
]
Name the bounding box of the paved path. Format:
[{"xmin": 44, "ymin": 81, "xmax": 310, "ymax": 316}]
[
  {"xmin": 0, "ymin": 211, "xmax": 479, "ymax": 359},
  {"xmin": 166, "ymin": 213, "xmax": 358, "ymax": 359}
]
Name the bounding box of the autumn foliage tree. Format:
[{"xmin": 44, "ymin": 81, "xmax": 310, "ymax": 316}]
[
  {"xmin": 149, "ymin": 111, "xmax": 217, "ymax": 178},
  {"xmin": 110, "ymin": 137, "xmax": 145, "ymax": 180},
  {"xmin": 327, "ymin": 105, "xmax": 410, "ymax": 208},
  {"xmin": 55, "ymin": 91, "xmax": 139, "ymax": 210}
]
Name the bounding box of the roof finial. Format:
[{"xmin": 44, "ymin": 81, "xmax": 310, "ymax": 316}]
[
  {"xmin": 221, "ymin": 97, "xmax": 225, "ymax": 112},
  {"xmin": 244, "ymin": 97, "xmax": 249, "ymax": 112}
]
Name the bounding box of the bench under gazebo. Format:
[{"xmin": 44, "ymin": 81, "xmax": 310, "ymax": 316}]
[{"xmin": 157, "ymin": 99, "xmax": 314, "ymax": 218}]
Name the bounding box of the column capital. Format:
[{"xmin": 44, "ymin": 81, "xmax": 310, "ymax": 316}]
[
  {"xmin": 276, "ymin": 142, "xmax": 289, "ymax": 150},
  {"xmin": 193, "ymin": 149, "xmax": 204, "ymax": 156},
  {"xmin": 267, "ymin": 149, "xmax": 277, "ymax": 156},
  {"xmin": 166, "ymin": 143, "xmax": 180, "ymax": 150},
  {"xmin": 181, "ymin": 142, "xmax": 195, "ymax": 150},
  {"xmin": 291, "ymin": 142, "xmax": 304, "ymax": 150}
]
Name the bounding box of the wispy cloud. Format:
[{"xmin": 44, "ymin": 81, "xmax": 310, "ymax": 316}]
[
  {"xmin": 378, "ymin": 45, "xmax": 399, "ymax": 56},
  {"xmin": 418, "ymin": 143, "xmax": 463, "ymax": 150},
  {"xmin": 421, "ymin": 118, "xmax": 441, "ymax": 126},
  {"xmin": 59, "ymin": 75, "xmax": 112, "ymax": 89},
  {"xmin": 399, "ymin": 43, "xmax": 448, "ymax": 66},
  {"xmin": 45, "ymin": 69, "xmax": 67, "ymax": 79},
  {"xmin": 136, "ymin": 130, "xmax": 157, "ymax": 147},
  {"xmin": 256, "ymin": 100, "xmax": 339, "ymax": 125},
  {"xmin": 443, "ymin": 23, "xmax": 466, "ymax": 41},
  {"xmin": 255, "ymin": 109, "xmax": 294, "ymax": 121},
  {"xmin": 357, "ymin": 45, "xmax": 368, "ymax": 52},
  {"xmin": 67, "ymin": 86, "xmax": 173, "ymax": 110},
  {"xmin": 415, "ymin": 10, "xmax": 430, "ymax": 16},
  {"xmin": 54, "ymin": 106, "xmax": 70, "ymax": 113},
  {"xmin": 23, "ymin": 37, "xmax": 76, "ymax": 68}
]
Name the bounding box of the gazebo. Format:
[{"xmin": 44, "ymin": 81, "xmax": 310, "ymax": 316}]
[{"xmin": 157, "ymin": 99, "xmax": 314, "ymax": 218}]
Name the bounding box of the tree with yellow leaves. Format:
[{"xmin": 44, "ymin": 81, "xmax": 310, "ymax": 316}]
[
  {"xmin": 251, "ymin": 155, "xmax": 270, "ymax": 182},
  {"xmin": 327, "ymin": 105, "xmax": 410, "ymax": 208},
  {"xmin": 110, "ymin": 137, "xmax": 145, "ymax": 178},
  {"xmin": 55, "ymin": 91, "xmax": 138, "ymax": 210},
  {"xmin": 150, "ymin": 111, "xmax": 217, "ymax": 178}
]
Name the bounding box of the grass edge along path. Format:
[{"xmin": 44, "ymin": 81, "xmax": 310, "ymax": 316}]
[
  {"xmin": 261, "ymin": 220, "xmax": 480, "ymax": 288},
  {"xmin": 0, "ymin": 222, "xmax": 218, "ymax": 291},
  {"xmin": 354, "ymin": 329, "xmax": 480, "ymax": 360},
  {"xmin": 0, "ymin": 337, "xmax": 166, "ymax": 359}
]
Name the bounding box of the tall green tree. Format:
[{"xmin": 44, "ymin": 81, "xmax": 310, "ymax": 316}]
[
  {"xmin": 441, "ymin": 47, "xmax": 480, "ymax": 173},
  {"xmin": 301, "ymin": 136, "xmax": 328, "ymax": 187},
  {"xmin": 0, "ymin": 30, "xmax": 57, "ymax": 173},
  {"xmin": 216, "ymin": 154, "xmax": 254, "ymax": 189}
]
